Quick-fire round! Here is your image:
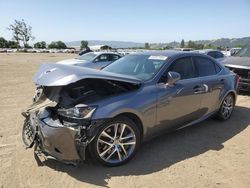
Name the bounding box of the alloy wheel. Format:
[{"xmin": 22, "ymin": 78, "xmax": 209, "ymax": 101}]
[
  {"xmin": 221, "ymin": 95, "xmax": 234, "ymax": 119},
  {"xmin": 97, "ymin": 123, "xmax": 136, "ymax": 164}
]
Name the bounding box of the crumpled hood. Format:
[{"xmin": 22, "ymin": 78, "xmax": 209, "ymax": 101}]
[
  {"xmin": 223, "ymin": 56, "xmax": 250, "ymax": 68},
  {"xmin": 33, "ymin": 63, "xmax": 141, "ymax": 86},
  {"xmin": 57, "ymin": 58, "xmax": 89, "ymax": 65}
]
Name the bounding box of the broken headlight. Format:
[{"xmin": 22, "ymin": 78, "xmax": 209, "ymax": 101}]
[{"xmin": 57, "ymin": 105, "xmax": 97, "ymax": 119}]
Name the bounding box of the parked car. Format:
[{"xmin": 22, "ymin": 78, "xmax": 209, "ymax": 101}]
[
  {"xmin": 195, "ymin": 49, "xmax": 226, "ymax": 62},
  {"xmin": 78, "ymin": 47, "xmax": 92, "ymax": 56},
  {"xmin": 222, "ymin": 44, "xmax": 250, "ymax": 91},
  {"xmin": 57, "ymin": 52, "xmax": 122, "ymax": 69},
  {"xmin": 22, "ymin": 51, "xmax": 238, "ymax": 166}
]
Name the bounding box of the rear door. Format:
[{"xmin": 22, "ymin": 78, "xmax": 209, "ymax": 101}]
[
  {"xmin": 193, "ymin": 56, "xmax": 224, "ymax": 114},
  {"xmin": 156, "ymin": 56, "xmax": 203, "ymax": 132}
]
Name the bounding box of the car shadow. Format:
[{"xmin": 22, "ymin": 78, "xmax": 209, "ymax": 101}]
[{"xmin": 41, "ymin": 105, "xmax": 250, "ymax": 187}]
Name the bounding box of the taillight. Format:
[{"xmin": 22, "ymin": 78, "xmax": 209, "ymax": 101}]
[{"xmin": 235, "ymin": 74, "xmax": 240, "ymax": 88}]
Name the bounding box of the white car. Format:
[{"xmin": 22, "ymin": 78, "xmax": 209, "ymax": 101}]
[{"xmin": 57, "ymin": 52, "xmax": 121, "ymax": 69}]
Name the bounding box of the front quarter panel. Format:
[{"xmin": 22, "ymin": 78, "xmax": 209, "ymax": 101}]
[{"xmin": 91, "ymin": 84, "xmax": 158, "ymax": 137}]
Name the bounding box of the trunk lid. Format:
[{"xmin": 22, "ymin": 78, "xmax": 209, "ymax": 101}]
[{"xmin": 223, "ymin": 57, "xmax": 250, "ymax": 68}]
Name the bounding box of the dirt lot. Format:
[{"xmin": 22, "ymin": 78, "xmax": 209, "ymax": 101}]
[{"xmin": 0, "ymin": 53, "xmax": 249, "ymax": 188}]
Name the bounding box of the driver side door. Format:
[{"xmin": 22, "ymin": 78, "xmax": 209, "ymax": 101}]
[{"xmin": 156, "ymin": 56, "xmax": 203, "ymax": 132}]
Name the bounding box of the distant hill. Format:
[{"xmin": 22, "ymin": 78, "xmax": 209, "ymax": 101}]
[
  {"xmin": 66, "ymin": 40, "xmax": 144, "ymax": 48},
  {"xmin": 152, "ymin": 37, "xmax": 250, "ymax": 48},
  {"xmin": 66, "ymin": 37, "xmax": 250, "ymax": 49}
]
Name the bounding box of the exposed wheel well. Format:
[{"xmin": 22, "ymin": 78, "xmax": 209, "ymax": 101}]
[
  {"xmin": 115, "ymin": 112, "xmax": 144, "ymax": 140},
  {"xmin": 227, "ymin": 91, "xmax": 237, "ymax": 105}
]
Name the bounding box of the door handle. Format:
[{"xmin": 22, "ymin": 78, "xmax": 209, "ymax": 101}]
[
  {"xmin": 193, "ymin": 84, "xmax": 209, "ymax": 94},
  {"xmin": 193, "ymin": 85, "xmax": 202, "ymax": 94}
]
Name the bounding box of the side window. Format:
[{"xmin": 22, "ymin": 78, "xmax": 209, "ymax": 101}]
[
  {"xmin": 194, "ymin": 57, "xmax": 217, "ymax": 76},
  {"xmin": 110, "ymin": 54, "xmax": 120, "ymax": 61},
  {"xmin": 168, "ymin": 57, "xmax": 196, "ymax": 80},
  {"xmin": 96, "ymin": 54, "xmax": 109, "ymax": 62}
]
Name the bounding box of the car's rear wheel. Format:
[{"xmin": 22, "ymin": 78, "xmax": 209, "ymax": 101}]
[
  {"xmin": 89, "ymin": 116, "xmax": 141, "ymax": 166},
  {"xmin": 216, "ymin": 93, "xmax": 235, "ymax": 120}
]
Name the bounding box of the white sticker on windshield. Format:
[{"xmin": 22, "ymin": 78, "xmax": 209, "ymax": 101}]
[{"xmin": 148, "ymin": 55, "xmax": 168, "ymax": 60}]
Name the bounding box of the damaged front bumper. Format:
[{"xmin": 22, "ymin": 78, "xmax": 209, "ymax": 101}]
[{"xmin": 22, "ymin": 107, "xmax": 106, "ymax": 163}]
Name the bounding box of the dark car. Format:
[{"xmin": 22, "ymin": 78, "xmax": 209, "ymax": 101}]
[
  {"xmin": 222, "ymin": 44, "xmax": 250, "ymax": 91},
  {"xmin": 195, "ymin": 49, "xmax": 226, "ymax": 62},
  {"xmin": 22, "ymin": 51, "xmax": 238, "ymax": 166}
]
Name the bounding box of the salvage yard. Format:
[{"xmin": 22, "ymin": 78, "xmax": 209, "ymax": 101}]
[{"xmin": 0, "ymin": 53, "xmax": 250, "ymax": 188}]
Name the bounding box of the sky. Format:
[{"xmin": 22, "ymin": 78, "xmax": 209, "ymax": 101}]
[{"xmin": 0, "ymin": 0, "xmax": 250, "ymax": 44}]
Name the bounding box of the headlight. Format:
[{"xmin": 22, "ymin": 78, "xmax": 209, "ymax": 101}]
[{"xmin": 57, "ymin": 105, "xmax": 97, "ymax": 119}]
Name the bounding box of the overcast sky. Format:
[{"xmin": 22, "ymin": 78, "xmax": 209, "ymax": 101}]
[{"xmin": 0, "ymin": 0, "xmax": 249, "ymax": 43}]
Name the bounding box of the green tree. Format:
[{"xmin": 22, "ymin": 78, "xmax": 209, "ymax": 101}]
[
  {"xmin": 163, "ymin": 46, "xmax": 172, "ymax": 50},
  {"xmin": 187, "ymin": 40, "xmax": 196, "ymax": 48},
  {"xmin": 80, "ymin": 40, "xmax": 88, "ymax": 50},
  {"xmin": 8, "ymin": 19, "xmax": 35, "ymax": 49},
  {"xmin": 0, "ymin": 37, "xmax": 9, "ymax": 48},
  {"xmin": 204, "ymin": 43, "xmax": 216, "ymax": 49},
  {"xmin": 34, "ymin": 41, "xmax": 46, "ymax": 49},
  {"xmin": 180, "ymin": 39, "xmax": 185, "ymax": 48},
  {"xmin": 8, "ymin": 41, "xmax": 20, "ymax": 48},
  {"xmin": 48, "ymin": 41, "xmax": 67, "ymax": 49},
  {"xmin": 145, "ymin": 42, "xmax": 150, "ymax": 49},
  {"xmin": 196, "ymin": 43, "xmax": 204, "ymax": 49}
]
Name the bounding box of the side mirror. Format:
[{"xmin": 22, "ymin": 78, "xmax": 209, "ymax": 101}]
[{"xmin": 167, "ymin": 71, "xmax": 181, "ymax": 87}]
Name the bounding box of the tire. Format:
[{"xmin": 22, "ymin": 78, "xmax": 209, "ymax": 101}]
[
  {"xmin": 215, "ymin": 93, "xmax": 235, "ymax": 121},
  {"xmin": 88, "ymin": 116, "xmax": 141, "ymax": 167}
]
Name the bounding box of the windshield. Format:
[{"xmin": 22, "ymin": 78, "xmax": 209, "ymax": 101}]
[
  {"xmin": 76, "ymin": 52, "xmax": 97, "ymax": 60},
  {"xmin": 234, "ymin": 45, "xmax": 250, "ymax": 57},
  {"xmin": 103, "ymin": 54, "xmax": 167, "ymax": 81}
]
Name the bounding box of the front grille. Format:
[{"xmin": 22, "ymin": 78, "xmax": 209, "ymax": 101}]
[{"xmin": 226, "ymin": 66, "xmax": 249, "ymax": 79}]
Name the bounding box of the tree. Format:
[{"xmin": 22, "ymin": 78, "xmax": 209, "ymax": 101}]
[
  {"xmin": 34, "ymin": 41, "xmax": 46, "ymax": 49},
  {"xmin": 196, "ymin": 43, "xmax": 204, "ymax": 49},
  {"xmin": 0, "ymin": 37, "xmax": 9, "ymax": 48},
  {"xmin": 8, "ymin": 19, "xmax": 35, "ymax": 49},
  {"xmin": 163, "ymin": 46, "xmax": 172, "ymax": 50},
  {"xmin": 187, "ymin": 40, "xmax": 196, "ymax": 48},
  {"xmin": 48, "ymin": 41, "xmax": 67, "ymax": 49},
  {"xmin": 8, "ymin": 41, "xmax": 20, "ymax": 48},
  {"xmin": 204, "ymin": 43, "xmax": 216, "ymax": 49},
  {"xmin": 180, "ymin": 39, "xmax": 185, "ymax": 48},
  {"xmin": 80, "ymin": 40, "xmax": 88, "ymax": 50},
  {"xmin": 145, "ymin": 42, "xmax": 150, "ymax": 49}
]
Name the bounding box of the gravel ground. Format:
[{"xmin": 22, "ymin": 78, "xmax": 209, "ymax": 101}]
[{"xmin": 0, "ymin": 53, "xmax": 249, "ymax": 188}]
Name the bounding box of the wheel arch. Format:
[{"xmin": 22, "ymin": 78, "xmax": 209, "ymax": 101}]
[
  {"xmin": 222, "ymin": 90, "xmax": 237, "ymax": 106},
  {"xmin": 114, "ymin": 112, "xmax": 144, "ymax": 141}
]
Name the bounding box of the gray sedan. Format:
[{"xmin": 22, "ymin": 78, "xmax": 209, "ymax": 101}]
[
  {"xmin": 22, "ymin": 51, "xmax": 238, "ymax": 166},
  {"xmin": 57, "ymin": 52, "xmax": 121, "ymax": 69}
]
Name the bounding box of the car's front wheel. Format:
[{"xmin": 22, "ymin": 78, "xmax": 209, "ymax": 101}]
[
  {"xmin": 216, "ymin": 93, "xmax": 235, "ymax": 120},
  {"xmin": 89, "ymin": 116, "xmax": 141, "ymax": 166}
]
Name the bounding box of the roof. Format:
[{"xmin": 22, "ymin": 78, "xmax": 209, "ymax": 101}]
[
  {"xmin": 134, "ymin": 50, "xmax": 192, "ymax": 58},
  {"xmin": 91, "ymin": 51, "xmax": 120, "ymax": 55}
]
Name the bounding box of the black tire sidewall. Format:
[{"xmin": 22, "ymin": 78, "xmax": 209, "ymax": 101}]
[{"xmin": 89, "ymin": 116, "xmax": 141, "ymax": 167}]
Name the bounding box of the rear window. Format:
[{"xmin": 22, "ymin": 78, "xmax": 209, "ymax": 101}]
[{"xmin": 194, "ymin": 57, "xmax": 217, "ymax": 77}]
